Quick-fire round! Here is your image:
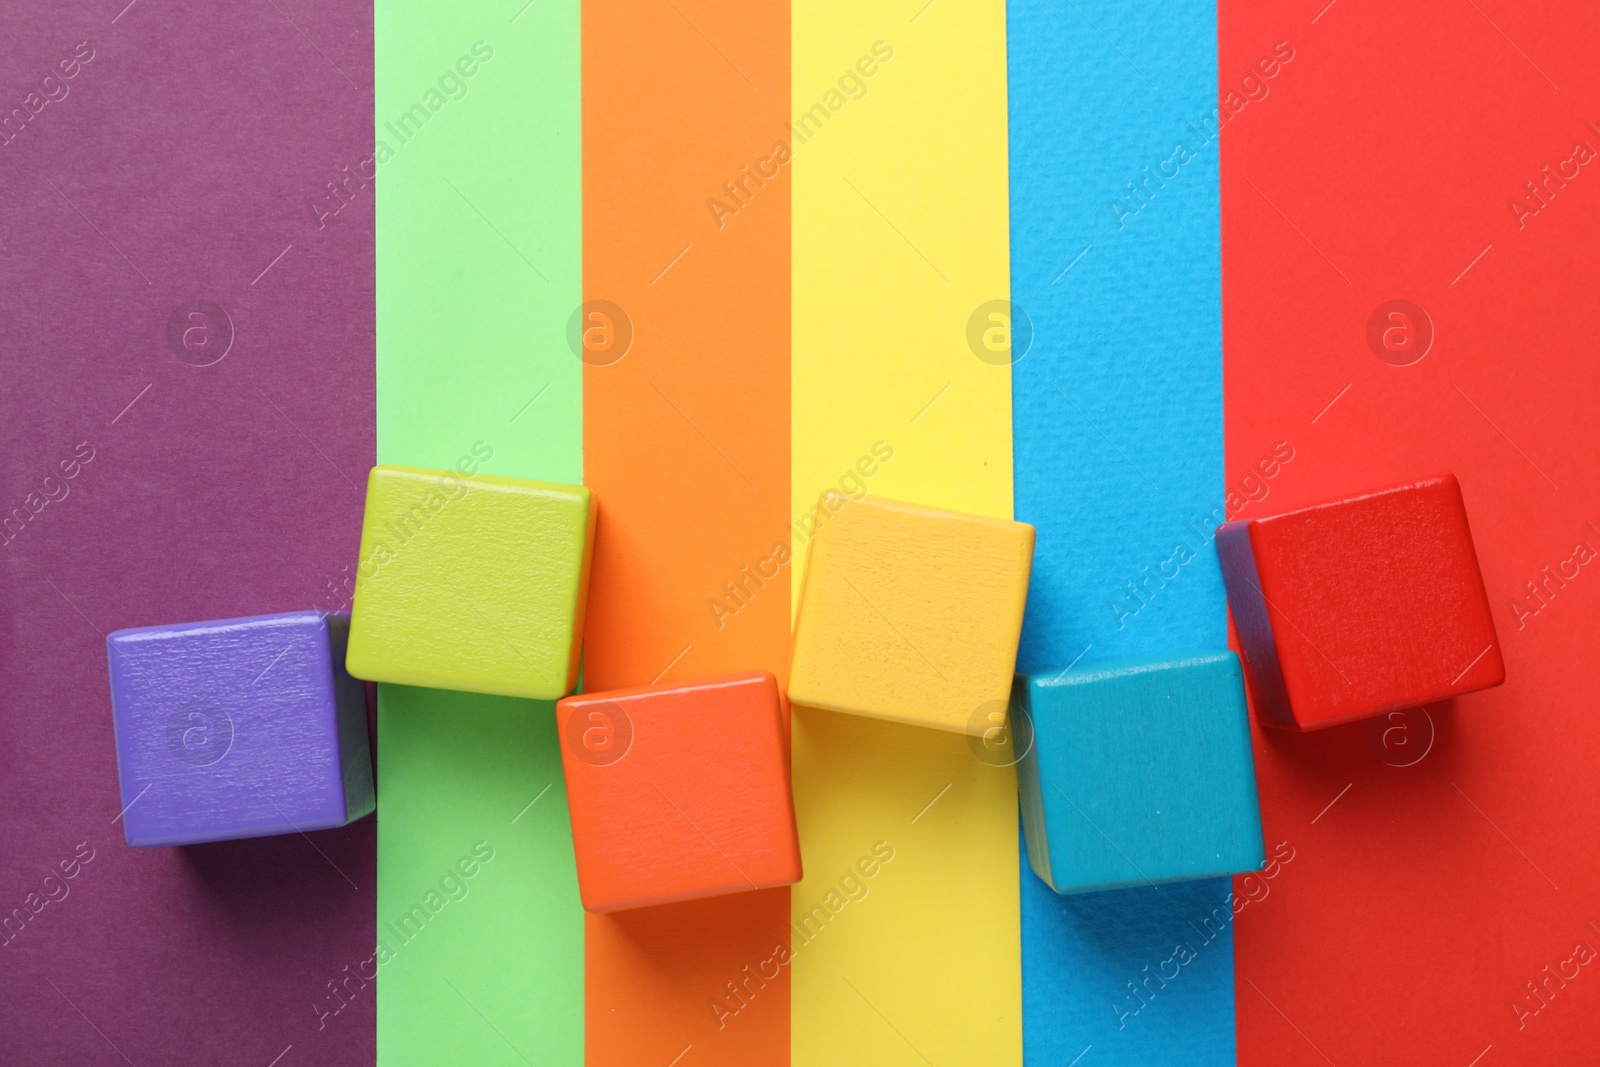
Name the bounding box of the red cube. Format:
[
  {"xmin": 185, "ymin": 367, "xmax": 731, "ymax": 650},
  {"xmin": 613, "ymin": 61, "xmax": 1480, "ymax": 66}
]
[
  {"xmin": 557, "ymin": 672, "xmax": 802, "ymax": 912},
  {"xmin": 1216, "ymin": 474, "xmax": 1503, "ymax": 730}
]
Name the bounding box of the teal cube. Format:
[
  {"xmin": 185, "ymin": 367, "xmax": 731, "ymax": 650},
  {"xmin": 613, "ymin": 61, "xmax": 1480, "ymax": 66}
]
[{"xmin": 1016, "ymin": 651, "xmax": 1265, "ymax": 894}]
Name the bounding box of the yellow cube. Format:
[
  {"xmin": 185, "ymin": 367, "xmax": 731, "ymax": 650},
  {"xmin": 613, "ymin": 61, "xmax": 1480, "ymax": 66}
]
[
  {"xmin": 788, "ymin": 495, "xmax": 1034, "ymax": 735},
  {"xmin": 346, "ymin": 466, "xmax": 595, "ymax": 700}
]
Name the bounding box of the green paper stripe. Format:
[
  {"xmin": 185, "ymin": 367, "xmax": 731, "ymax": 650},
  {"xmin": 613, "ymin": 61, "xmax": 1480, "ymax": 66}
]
[{"xmin": 374, "ymin": 3, "xmax": 583, "ymax": 1064}]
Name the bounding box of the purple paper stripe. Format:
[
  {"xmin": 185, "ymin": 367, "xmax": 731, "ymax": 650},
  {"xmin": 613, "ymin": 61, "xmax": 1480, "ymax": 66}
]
[{"xmin": 1, "ymin": 2, "xmax": 375, "ymax": 1063}]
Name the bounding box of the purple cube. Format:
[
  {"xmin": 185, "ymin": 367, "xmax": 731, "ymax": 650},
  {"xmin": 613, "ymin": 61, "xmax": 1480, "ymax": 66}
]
[{"xmin": 106, "ymin": 610, "xmax": 374, "ymax": 847}]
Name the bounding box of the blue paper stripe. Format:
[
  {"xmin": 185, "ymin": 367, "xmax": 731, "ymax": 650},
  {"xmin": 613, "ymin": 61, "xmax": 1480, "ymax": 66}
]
[{"xmin": 1007, "ymin": 3, "xmax": 1234, "ymax": 1063}]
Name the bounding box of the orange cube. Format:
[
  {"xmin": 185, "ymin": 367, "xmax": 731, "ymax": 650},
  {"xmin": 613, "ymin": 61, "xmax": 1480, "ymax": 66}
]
[{"xmin": 557, "ymin": 672, "xmax": 802, "ymax": 912}]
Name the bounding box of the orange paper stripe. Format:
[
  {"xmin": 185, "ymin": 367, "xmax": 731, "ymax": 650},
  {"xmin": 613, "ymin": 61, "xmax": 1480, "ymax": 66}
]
[{"xmin": 581, "ymin": 1, "xmax": 791, "ymax": 1063}]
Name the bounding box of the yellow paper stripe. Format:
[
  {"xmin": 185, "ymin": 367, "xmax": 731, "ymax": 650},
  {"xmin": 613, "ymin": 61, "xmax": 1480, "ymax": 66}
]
[{"xmin": 790, "ymin": 3, "xmax": 1020, "ymax": 1064}]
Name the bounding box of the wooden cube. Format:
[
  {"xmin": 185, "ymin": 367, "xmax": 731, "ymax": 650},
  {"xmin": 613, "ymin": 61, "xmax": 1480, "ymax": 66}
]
[
  {"xmin": 346, "ymin": 466, "xmax": 595, "ymax": 700},
  {"xmin": 557, "ymin": 673, "xmax": 801, "ymax": 912},
  {"xmin": 106, "ymin": 611, "xmax": 374, "ymax": 847},
  {"xmin": 1216, "ymin": 474, "xmax": 1503, "ymax": 731},
  {"xmin": 1016, "ymin": 652, "xmax": 1264, "ymax": 894},
  {"xmin": 788, "ymin": 495, "xmax": 1034, "ymax": 735}
]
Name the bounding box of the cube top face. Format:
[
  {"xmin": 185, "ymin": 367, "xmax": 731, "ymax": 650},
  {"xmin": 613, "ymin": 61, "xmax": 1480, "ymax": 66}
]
[
  {"xmin": 557, "ymin": 672, "xmax": 801, "ymax": 912},
  {"xmin": 106, "ymin": 610, "xmax": 372, "ymax": 848},
  {"xmin": 787, "ymin": 495, "xmax": 1035, "ymax": 735},
  {"xmin": 1017, "ymin": 652, "xmax": 1264, "ymax": 895},
  {"xmin": 346, "ymin": 465, "xmax": 595, "ymax": 701},
  {"xmin": 1219, "ymin": 474, "xmax": 1503, "ymax": 730}
]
